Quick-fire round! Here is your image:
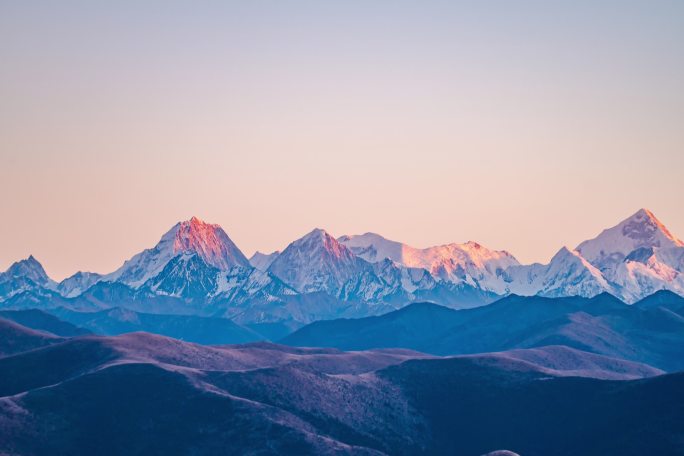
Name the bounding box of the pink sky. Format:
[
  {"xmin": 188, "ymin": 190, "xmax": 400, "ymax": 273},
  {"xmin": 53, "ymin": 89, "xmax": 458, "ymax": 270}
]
[{"xmin": 1, "ymin": 1, "xmax": 683, "ymax": 280}]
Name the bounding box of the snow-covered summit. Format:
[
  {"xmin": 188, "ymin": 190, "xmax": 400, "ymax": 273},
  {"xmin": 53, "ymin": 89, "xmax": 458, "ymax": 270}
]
[
  {"xmin": 569, "ymin": 209, "xmax": 684, "ymax": 302},
  {"xmin": 339, "ymin": 232, "xmax": 519, "ymax": 294},
  {"xmin": 577, "ymin": 208, "xmax": 683, "ymax": 271},
  {"xmin": 267, "ymin": 228, "xmax": 368, "ymax": 294},
  {"xmin": 338, "ymin": 209, "xmax": 683, "ymax": 302},
  {"xmin": 57, "ymin": 271, "xmax": 103, "ymax": 297},
  {"xmin": 106, "ymin": 217, "xmax": 249, "ymax": 287},
  {"xmin": 0, "ymin": 256, "xmax": 57, "ymax": 301},
  {"xmin": 249, "ymin": 251, "xmax": 280, "ymax": 271},
  {"xmin": 4, "ymin": 255, "xmax": 53, "ymax": 285},
  {"xmin": 338, "ymin": 233, "xmax": 405, "ymax": 263},
  {"xmin": 505, "ymin": 246, "xmax": 614, "ymax": 298},
  {"xmin": 172, "ymin": 217, "xmax": 250, "ymax": 270}
]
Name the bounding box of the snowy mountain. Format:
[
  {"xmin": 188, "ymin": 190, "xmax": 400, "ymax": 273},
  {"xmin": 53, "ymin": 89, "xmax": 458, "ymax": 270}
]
[
  {"xmin": 267, "ymin": 229, "xmax": 370, "ymax": 295},
  {"xmin": 105, "ymin": 216, "xmax": 250, "ymax": 287},
  {"xmin": 596, "ymin": 245, "xmax": 684, "ymax": 303},
  {"xmin": 57, "ymin": 271, "xmax": 103, "ymax": 298},
  {"xmin": 249, "ymin": 251, "xmax": 280, "ymax": 271},
  {"xmin": 576, "ymin": 208, "xmax": 683, "ymax": 269},
  {"xmin": 213, "ymin": 266, "xmax": 297, "ymax": 302},
  {"xmin": 339, "ymin": 210, "xmax": 684, "ymax": 303},
  {"xmin": 574, "ymin": 209, "xmax": 684, "ymax": 302},
  {"xmin": 0, "ymin": 256, "xmax": 57, "ymax": 301},
  {"xmin": 504, "ymin": 247, "xmax": 615, "ymax": 298},
  {"xmin": 266, "ymin": 230, "xmax": 495, "ymax": 311},
  {"xmin": 339, "ymin": 233, "xmax": 519, "ymax": 294},
  {"xmin": 495, "ymin": 209, "xmax": 684, "ymax": 302},
  {"xmin": 172, "ymin": 216, "xmax": 250, "ymax": 269},
  {"xmin": 337, "ymin": 258, "xmax": 432, "ymax": 305},
  {"xmin": 142, "ymin": 253, "xmax": 221, "ymax": 299}
]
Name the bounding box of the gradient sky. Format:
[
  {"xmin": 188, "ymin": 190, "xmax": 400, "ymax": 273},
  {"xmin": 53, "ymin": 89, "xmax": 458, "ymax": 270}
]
[{"xmin": 1, "ymin": 1, "xmax": 683, "ymax": 280}]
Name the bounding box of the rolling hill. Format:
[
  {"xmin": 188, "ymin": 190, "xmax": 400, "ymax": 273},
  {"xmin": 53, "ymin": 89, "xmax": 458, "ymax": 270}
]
[{"xmin": 0, "ymin": 326, "xmax": 677, "ymax": 455}]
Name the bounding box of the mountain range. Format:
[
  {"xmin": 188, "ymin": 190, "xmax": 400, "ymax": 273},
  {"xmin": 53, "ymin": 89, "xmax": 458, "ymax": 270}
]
[
  {"xmin": 0, "ymin": 319, "xmax": 681, "ymax": 455},
  {"xmin": 1, "ymin": 208, "xmax": 683, "ymax": 326},
  {"xmin": 282, "ymin": 290, "xmax": 684, "ymax": 372}
]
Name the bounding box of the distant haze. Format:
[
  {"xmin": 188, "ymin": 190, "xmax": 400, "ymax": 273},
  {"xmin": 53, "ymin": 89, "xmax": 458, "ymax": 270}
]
[{"xmin": 1, "ymin": 1, "xmax": 682, "ymax": 280}]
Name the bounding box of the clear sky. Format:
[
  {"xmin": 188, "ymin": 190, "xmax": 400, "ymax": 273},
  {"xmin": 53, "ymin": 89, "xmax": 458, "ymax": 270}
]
[{"xmin": 1, "ymin": 1, "xmax": 683, "ymax": 280}]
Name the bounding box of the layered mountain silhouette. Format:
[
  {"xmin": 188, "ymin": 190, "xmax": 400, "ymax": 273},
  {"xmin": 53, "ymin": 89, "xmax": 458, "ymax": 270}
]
[
  {"xmin": 0, "ymin": 320, "xmax": 680, "ymax": 456},
  {"xmin": 283, "ymin": 291, "xmax": 684, "ymax": 372},
  {"xmin": 0, "ymin": 309, "xmax": 90, "ymax": 337},
  {"xmin": 49, "ymin": 307, "xmax": 264, "ymax": 344}
]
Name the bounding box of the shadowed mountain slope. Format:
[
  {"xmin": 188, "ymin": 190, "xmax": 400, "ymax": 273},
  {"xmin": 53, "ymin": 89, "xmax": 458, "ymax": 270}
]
[
  {"xmin": 48, "ymin": 307, "xmax": 265, "ymax": 344},
  {"xmin": 0, "ymin": 309, "xmax": 90, "ymax": 337},
  {"xmin": 0, "ymin": 330, "xmax": 678, "ymax": 456},
  {"xmin": 0, "ymin": 317, "xmax": 63, "ymax": 357},
  {"xmin": 282, "ymin": 293, "xmax": 684, "ymax": 371}
]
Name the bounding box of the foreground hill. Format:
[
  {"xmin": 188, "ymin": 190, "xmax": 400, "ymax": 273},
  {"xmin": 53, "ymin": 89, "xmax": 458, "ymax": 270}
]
[
  {"xmin": 0, "ymin": 328, "xmax": 677, "ymax": 455},
  {"xmin": 282, "ymin": 293, "xmax": 684, "ymax": 371},
  {"xmin": 0, "ymin": 317, "xmax": 63, "ymax": 357}
]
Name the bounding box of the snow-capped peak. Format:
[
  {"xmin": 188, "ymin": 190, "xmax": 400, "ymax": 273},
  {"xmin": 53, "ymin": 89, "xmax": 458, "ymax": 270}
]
[
  {"xmin": 338, "ymin": 232, "xmax": 519, "ymax": 294},
  {"xmin": 0, "ymin": 255, "xmax": 57, "ymax": 301},
  {"xmin": 571, "ymin": 209, "xmax": 684, "ymax": 303},
  {"xmin": 504, "ymin": 246, "xmax": 613, "ymax": 298},
  {"xmin": 172, "ymin": 217, "xmax": 250, "ymax": 270},
  {"xmin": 249, "ymin": 251, "xmax": 280, "ymax": 271},
  {"xmin": 340, "ymin": 232, "xmax": 518, "ymax": 267},
  {"xmin": 337, "ymin": 232, "xmax": 405, "ymax": 263},
  {"xmin": 5, "ymin": 255, "xmax": 52, "ymax": 285},
  {"xmin": 106, "ymin": 217, "xmax": 249, "ymax": 287},
  {"xmin": 549, "ymin": 246, "xmax": 609, "ymax": 284},
  {"xmin": 635, "ymin": 209, "xmax": 683, "ymax": 246},
  {"xmin": 576, "ymin": 208, "xmax": 683, "ymax": 271},
  {"xmin": 298, "ymin": 228, "xmax": 358, "ymax": 260},
  {"xmin": 57, "ymin": 271, "xmax": 103, "ymax": 297},
  {"xmin": 267, "ymin": 228, "xmax": 367, "ymax": 294}
]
